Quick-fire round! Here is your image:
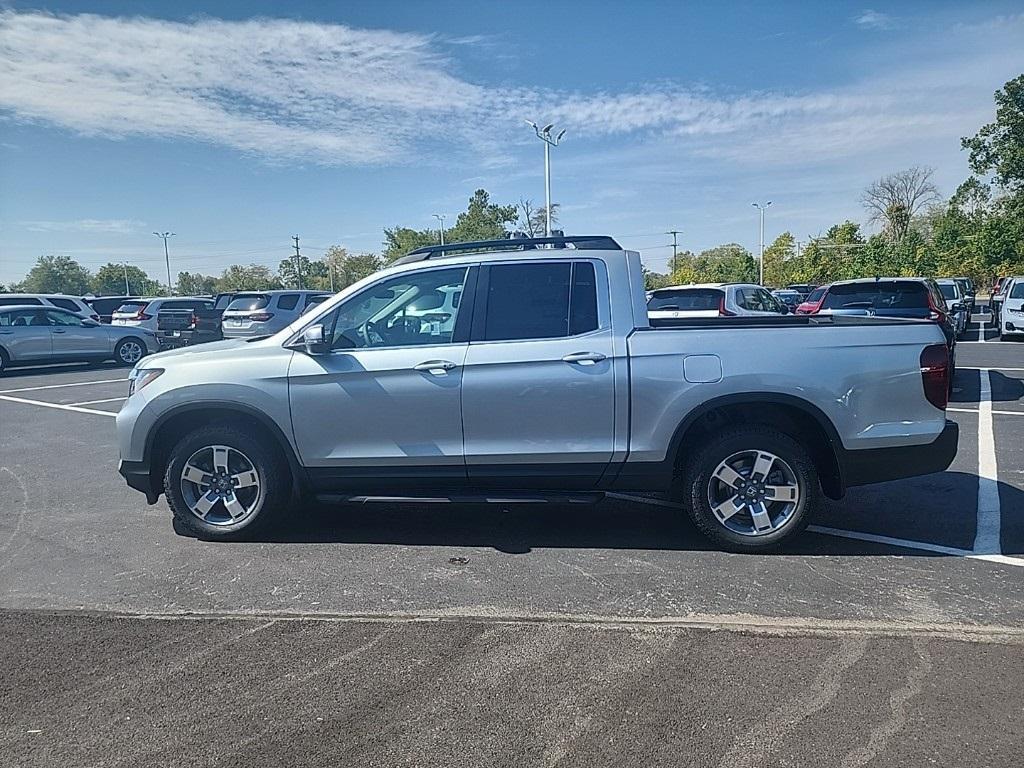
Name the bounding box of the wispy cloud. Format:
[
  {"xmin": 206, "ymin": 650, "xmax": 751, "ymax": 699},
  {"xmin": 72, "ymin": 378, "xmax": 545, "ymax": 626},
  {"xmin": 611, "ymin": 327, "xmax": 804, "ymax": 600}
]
[
  {"xmin": 854, "ymin": 10, "xmax": 897, "ymax": 30},
  {"xmin": 21, "ymin": 219, "xmax": 143, "ymax": 234}
]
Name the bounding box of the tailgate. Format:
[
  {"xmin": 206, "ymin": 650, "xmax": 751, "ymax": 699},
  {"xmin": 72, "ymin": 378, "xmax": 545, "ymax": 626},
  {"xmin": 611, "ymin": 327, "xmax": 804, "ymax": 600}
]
[
  {"xmin": 192, "ymin": 309, "xmax": 223, "ymax": 334},
  {"xmin": 157, "ymin": 310, "xmax": 194, "ymax": 332}
]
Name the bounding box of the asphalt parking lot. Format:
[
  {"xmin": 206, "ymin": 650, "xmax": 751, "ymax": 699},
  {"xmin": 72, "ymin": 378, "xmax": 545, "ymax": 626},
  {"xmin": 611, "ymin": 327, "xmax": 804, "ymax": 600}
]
[{"xmin": 2, "ymin": 310, "xmax": 1023, "ymax": 766}]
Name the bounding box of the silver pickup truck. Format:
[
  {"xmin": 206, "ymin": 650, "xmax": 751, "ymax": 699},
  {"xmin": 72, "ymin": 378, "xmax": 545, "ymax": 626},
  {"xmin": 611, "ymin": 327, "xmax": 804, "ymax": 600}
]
[{"xmin": 117, "ymin": 235, "xmax": 958, "ymax": 551}]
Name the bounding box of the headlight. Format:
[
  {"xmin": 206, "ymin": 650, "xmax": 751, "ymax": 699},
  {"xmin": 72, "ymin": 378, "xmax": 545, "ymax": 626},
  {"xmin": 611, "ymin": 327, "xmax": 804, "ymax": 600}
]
[
  {"xmin": 1008, "ymin": 307, "xmax": 1024, "ymax": 315},
  {"xmin": 128, "ymin": 367, "xmax": 163, "ymax": 396}
]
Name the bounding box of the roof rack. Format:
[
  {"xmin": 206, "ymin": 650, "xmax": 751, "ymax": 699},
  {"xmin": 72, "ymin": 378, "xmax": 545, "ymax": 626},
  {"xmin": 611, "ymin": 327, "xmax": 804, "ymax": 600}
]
[{"xmin": 392, "ymin": 234, "xmax": 623, "ymax": 265}]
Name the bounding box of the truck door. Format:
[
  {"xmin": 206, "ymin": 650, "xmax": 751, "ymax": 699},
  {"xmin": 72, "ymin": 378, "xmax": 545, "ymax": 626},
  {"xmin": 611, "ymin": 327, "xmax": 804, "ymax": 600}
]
[{"xmin": 461, "ymin": 260, "xmax": 616, "ymax": 488}]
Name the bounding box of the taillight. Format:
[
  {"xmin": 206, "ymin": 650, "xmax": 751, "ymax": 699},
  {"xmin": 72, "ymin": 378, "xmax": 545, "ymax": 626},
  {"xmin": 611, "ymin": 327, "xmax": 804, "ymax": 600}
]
[
  {"xmin": 190, "ymin": 312, "xmax": 198, "ymax": 328},
  {"xmin": 249, "ymin": 312, "xmax": 274, "ymax": 322},
  {"xmin": 920, "ymin": 344, "xmax": 950, "ymax": 410},
  {"xmin": 926, "ymin": 291, "xmax": 945, "ymax": 322},
  {"xmin": 90, "ymin": 314, "xmax": 101, "ymax": 323},
  {"xmin": 718, "ymin": 297, "xmax": 736, "ymax": 317},
  {"xmin": 133, "ymin": 304, "xmax": 151, "ymax": 321}
]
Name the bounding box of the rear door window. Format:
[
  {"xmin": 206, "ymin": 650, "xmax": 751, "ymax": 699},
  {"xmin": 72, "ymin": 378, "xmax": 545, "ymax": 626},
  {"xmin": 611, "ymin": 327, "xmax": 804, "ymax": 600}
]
[
  {"xmin": 48, "ymin": 298, "xmax": 83, "ymax": 312},
  {"xmin": 647, "ymin": 288, "xmax": 723, "ymax": 311},
  {"xmin": 569, "ymin": 262, "xmax": 599, "ymax": 335},
  {"xmin": 115, "ymin": 301, "xmax": 148, "ymax": 314},
  {"xmin": 481, "ymin": 263, "xmax": 571, "ymax": 341},
  {"xmin": 0, "ymin": 297, "xmax": 43, "ymax": 306},
  {"xmin": 277, "ymin": 293, "xmax": 300, "ymax": 311}
]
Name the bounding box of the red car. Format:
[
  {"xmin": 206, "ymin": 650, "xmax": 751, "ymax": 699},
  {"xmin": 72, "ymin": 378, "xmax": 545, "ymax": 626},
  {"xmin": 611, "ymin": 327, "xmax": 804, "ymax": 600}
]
[{"xmin": 795, "ymin": 285, "xmax": 828, "ymax": 314}]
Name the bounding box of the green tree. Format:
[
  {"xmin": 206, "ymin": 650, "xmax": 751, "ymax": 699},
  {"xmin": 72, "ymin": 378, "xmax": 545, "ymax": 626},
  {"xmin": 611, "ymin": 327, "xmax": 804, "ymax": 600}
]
[
  {"xmin": 216, "ymin": 264, "xmax": 282, "ymax": 292},
  {"xmin": 324, "ymin": 247, "xmax": 383, "ymax": 290},
  {"xmin": 516, "ymin": 198, "xmax": 560, "ymax": 237},
  {"xmin": 175, "ymin": 271, "xmax": 219, "ymax": 296},
  {"xmin": 91, "ymin": 263, "xmax": 160, "ymax": 296},
  {"xmin": 18, "ymin": 255, "xmax": 92, "ymax": 294},
  {"xmin": 962, "ymin": 74, "xmax": 1024, "ymax": 192},
  {"xmin": 382, "ymin": 227, "xmax": 440, "ymax": 263},
  {"xmin": 762, "ymin": 232, "xmax": 796, "ymax": 287},
  {"xmin": 278, "ymin": 254, "xmax": 328, "ymax": 289}
]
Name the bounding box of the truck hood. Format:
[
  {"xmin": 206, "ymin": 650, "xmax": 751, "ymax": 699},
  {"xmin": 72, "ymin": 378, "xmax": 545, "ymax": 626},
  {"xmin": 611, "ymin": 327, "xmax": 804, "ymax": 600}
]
[{"xmin": 141, "ymin": 337, "xmax": 269, "ymax": 367}]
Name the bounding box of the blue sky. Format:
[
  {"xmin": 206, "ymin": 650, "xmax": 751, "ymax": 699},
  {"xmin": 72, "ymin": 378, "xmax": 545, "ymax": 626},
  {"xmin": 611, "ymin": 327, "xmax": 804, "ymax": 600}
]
[{"xmin": 1, "ymin": 1, "xmax": 1023, "ymax": 285}]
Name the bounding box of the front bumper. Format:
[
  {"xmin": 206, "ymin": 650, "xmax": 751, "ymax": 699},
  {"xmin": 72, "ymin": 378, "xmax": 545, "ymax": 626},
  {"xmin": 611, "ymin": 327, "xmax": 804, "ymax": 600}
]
[
  {"xmin": 839, "ymin": 419, "xmax": 959, "ymax": 488},
  {"xmin": 118, "ymin": 459, "xmax": 160, "ymax": 504}
]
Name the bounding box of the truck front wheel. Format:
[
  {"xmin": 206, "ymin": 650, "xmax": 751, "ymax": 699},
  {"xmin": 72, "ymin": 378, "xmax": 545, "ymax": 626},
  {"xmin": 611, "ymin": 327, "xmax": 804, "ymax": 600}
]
[
  {"xmin": 163, "ymin": 424, "xmax": 290, "ymax": 540},
  {"xmin": 682, "ymin": 425, "xmax": 821, "ymax": 552}
]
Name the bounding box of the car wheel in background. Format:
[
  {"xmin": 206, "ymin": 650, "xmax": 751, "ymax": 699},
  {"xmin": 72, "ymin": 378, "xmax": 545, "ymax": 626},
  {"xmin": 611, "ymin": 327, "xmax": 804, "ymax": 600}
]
[
  {"xmin": 163, "ymin": 423, "xmax": 290, "ymax": 540},
  {"xmin": 114, "ymin": 337, "xmax": 145, "ymax": 366},
  {"xmin": 681, "ymin": 425, "xmax": 821, "ymax": 552}
]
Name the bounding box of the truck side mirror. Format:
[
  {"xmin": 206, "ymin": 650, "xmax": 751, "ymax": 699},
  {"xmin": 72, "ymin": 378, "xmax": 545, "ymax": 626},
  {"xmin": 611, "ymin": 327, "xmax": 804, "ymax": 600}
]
[{"xmin": 302, "ymin": 324, "xmax": 329, "ymax": 355}]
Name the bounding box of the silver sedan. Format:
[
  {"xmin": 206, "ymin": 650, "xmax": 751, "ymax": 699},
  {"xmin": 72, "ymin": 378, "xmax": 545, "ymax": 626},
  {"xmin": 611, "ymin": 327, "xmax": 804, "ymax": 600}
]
[{"xmin": 0, "ymin": 305, "xmax": 159, "ymax": 374}]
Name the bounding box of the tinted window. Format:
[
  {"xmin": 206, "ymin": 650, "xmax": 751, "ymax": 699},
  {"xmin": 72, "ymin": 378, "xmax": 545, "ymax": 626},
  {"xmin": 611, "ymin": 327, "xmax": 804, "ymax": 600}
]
[
  {"xmin": 737, "ymin": 289, "xmax": 766, "ymax": 311},
  {"xmin": 0, "ymin": 297, "xmax": 43, "ymax": 306},
  {"xmin": 115, "ymin": 301, "xmax": 149, "ymax": 313},
  {"xmin": 648, "ymin": 288, "xmax": 723, "ymax": 311},
  {"xmin": 0, "ymin": 309, "xmax": 43, "ymax": 326},
  {"xmin": 45, "ymin": 309, "xmax": 85, "ymax": 326},
  {"xmin": 938, "ymin": 284, "xmax": 958, "ymax": 300},
  {"xmin": 305, "ymin": 294, "xmax": 330, "ymax": 308},
  {"xmin": 804, "ymin": 287, "xmax": 826, "ymax": 303},
  {"xmin": 569, "ymin": 262, "xmax": 599, "ymax": 335},
  {"xmin": 48, "ymin": 298, "xmax": 82, "ymax": 311},
  {"xmin": 226, "ymin": 295, "xmax": 270, "ymax": 311},
  {"xmin": 1010, "ymin": 282, "xmax": 1024, "ymax": 299},
  {"xmin": 277, "ymin": 293, "xmax": 300, "ymax": 310},
  {"xmin": 820, "ymin": 281, "xmax": 928, "ymax": 310},
  {"xmin": 162, "ymin": 300, "xmax": 209, "ymax": 310},
  {"xmin": 483, "ymin": 263, "xmax": 571, "ymax": 341}
]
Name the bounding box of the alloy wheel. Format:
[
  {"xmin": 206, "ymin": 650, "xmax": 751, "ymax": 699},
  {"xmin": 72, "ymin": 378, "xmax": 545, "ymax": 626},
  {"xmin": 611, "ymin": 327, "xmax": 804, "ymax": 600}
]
[
  {"xmin": 707, "ymin": 449, "xmax": 801, "ymax": 537},
  {"xmin": 119, "ymin": 340, "xmax": 143, "ymax": 364},
  {"xmin": 179, "ymin": 445, "xmax": 262, "ymax": 526}
]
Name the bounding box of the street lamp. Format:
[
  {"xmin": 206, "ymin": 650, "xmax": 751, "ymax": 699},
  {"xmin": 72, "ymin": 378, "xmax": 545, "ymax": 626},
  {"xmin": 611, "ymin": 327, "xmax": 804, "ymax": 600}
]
[
  {"xmin": 433, "ymin": 214, "xmax": 446, "ymax": 247},
  {"xmin": 525, "ymin": 120, "xmax": 566, "ymax": 237},
  {"xmin": 153, "ymin": 232, "xmax": 175, "ymax": 293},
  {"xmin": 752, "ymin": 202, "xmax": 772, "ymax": 285}
]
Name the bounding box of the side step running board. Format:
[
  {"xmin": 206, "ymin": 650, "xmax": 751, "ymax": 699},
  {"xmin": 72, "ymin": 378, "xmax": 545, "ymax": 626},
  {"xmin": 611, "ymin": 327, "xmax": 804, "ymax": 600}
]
[{"xmin": 315, "ymin": 491, "xmax": 606, "ymax": 505}]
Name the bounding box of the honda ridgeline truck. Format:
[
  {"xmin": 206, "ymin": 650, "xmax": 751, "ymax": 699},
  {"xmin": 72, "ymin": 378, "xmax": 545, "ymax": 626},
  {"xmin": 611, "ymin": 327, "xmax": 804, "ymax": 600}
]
[{"xmin": 117, "ymin": 235, "xmax": 958, "ymax": 551}]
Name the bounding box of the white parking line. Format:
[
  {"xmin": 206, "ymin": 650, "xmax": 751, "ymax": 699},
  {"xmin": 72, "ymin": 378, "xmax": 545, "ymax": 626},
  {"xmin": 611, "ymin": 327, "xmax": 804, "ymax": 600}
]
[
  {"xmin": 0, "ymin": 393, "xmax": 116, "ymax": 418},
  {"xmin": 960, "ymin": 367, "xmax": 1024, "ymax": 372},
  {"xmin": 68, "ymin": 396, "xmax": 127, "ymax": 406},
  {"xmin": 0, "ymin": 378, "xmax": 126, "ymax": 394},
  {"xmin": 975, "ymin": 369, "xmax": 1001, "ymax": 555},
  {"xmin": 949, "ymin": 407, "xmax": 1024, "ymax": 417}
]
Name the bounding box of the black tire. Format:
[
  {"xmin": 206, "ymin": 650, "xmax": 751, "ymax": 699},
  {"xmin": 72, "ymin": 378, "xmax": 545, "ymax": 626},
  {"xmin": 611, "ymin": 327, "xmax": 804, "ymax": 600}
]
[
  {"xmin": 0, "ymin": 347, "xmax": 8, "ymax": 376},
  {"xmin": 681, "ymin": 425, "xmax": 822, "ymax": 552},
  {"xmin": 163, "ymin": 423, "xmax": 291, "ymax": 540},
  {"xmin": 114, "ymin": 337, "xmax": 146, "ymax": 366}
]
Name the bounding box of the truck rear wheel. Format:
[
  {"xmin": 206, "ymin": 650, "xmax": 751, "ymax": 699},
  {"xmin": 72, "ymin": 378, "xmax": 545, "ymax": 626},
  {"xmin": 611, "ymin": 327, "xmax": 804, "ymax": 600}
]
[
  {"xmin": 682, "ymin": 425, "xmax": 821, "ymax": 552},
  {"xmin": 163, "ymin": 424, "xmax": 290, "ymax": 540}
]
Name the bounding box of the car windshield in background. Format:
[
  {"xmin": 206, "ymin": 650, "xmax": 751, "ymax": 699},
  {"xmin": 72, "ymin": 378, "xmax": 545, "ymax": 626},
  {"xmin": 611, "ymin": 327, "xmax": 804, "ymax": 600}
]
[
  {"xmin": 820, "ymin": 281, "xmax": 928, "ymax": 310},
  {"xmin": 115, "ymin": 301, "xmax": 148, "ymax": 313},
  {"xmin": 1010, "ymin": 282, "xmax": 1024, "ymax": 299},
  {"xmin": 225, "ymin": 295, "xmax": 270, "ymax": 312},
  {"xmin": 939, "ymin": 284, "xmax": 958, "ymax": 299},
  {"xmin": 647, "ymin": 289, "xmax": 723, "ymax": 311},
  {"xmin": 804, "ymin": 287, "xmax": 826, "ymax": 303}
]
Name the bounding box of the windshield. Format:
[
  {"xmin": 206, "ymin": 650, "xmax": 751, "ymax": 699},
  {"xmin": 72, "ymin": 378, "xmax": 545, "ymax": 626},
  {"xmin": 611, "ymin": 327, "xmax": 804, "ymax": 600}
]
[
  {"xmin": 1010, "ymin": 282, "xmax": 1024, "ymax": 299},
  {"xmin": 225, "ymin": 295, "xmax": 269, "ymax": 312},
  {"xmin": 115, "ymin": 301, "xmax": 148, "ymax": 313},
  {"xmin": 820, "ymin": 281, "xmax": 928, "ymax": 310},
  {"xmin": 938, "ymin": 284, "xmax": 958, "ymax": 300},
  {"xmin": 804, "ymin": 287, "xmax": 826, "ymax": 303},
  {"xmin": 647, "ymin": 288, "xmax": 723, "ymax": 311}
]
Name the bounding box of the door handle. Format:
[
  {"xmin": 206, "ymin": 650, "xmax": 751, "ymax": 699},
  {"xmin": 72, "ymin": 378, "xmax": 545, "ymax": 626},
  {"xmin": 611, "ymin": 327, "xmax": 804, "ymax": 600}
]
[
  {"xmin": 0, "ymin": 330, "xmax": 12, "ymax": 335},
  {"xmin": 413, "ymin": 360, "xmax": 457, "ymax": 374},
  {"xmin": 562, "ymin": 351, "xmax": 606, "ymax": 365},
  {"xmin": 52, "ymin": 329, "xmax": 67, "ymax": 334}
]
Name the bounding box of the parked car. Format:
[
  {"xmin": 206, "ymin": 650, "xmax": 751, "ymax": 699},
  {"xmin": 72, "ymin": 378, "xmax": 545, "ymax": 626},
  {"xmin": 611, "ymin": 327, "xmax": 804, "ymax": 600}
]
[
  {"xmin": 795, "ymin": 285, "xmax": 828, "ymax": 314},
  {"xmin": 155, "ymin": 298, "xmax": 217, "ymax": 350},
  {"xmin": 771, "ymin": 289, "xmax": 803, "ymax": 311},
  {"xmin": 0, "ymin": 305, "xmax": 157, "ymax": 373},
  {"xmin": 86, "ymin": 295, "xmax": 141, "ymax": 324},
  {"xmin": 220, "ymin": 290, "xmax": 330, "ymax": 338},
  {"xmin": 935, "ymin": 279, "xmax": 969, "ymax": 338},
  {"xmin": 112, "ymin": 297, "xmax": 212, "ymax": 334},
  {"xmin": 0, "ymin": 293, "xmax": 99, "ymax": 322},
  {"xmin": 785, "ymin": 284, "xmax": 818, "ymax": 302},
  {"xmin": 647, "ymin": 283, "xmax": 789, "ymax": 319},
  {"xmin": 953, "ymin": 277, "xmax": 976, "ymax": 314},
  {"xmin": 990, "ymin": 278, "xmax": 1012, "ymax": 328},
  {"xmin": 117, "ymin": 234, "xmax": 957, "ymax": 553},
  {"xmin": 817, "ymin": 278, "xmax": 958, "ymax": 376},
  {"xmin": 997, "ymin": 276, "xmax": 1024, "ymax": 340}
]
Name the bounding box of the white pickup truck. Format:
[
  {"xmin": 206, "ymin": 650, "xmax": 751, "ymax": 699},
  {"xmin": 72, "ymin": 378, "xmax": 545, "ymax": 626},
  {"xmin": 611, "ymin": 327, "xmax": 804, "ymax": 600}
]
[{"xmin": 117, "ymin": 235, "xmax": 958, "ymax": 551}]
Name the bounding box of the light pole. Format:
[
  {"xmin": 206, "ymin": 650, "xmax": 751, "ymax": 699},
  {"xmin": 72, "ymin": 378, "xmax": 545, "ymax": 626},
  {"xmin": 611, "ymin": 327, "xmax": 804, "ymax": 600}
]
[
  {"xmin": 752, "ymin": 202, "xmax": 772, "ymax": 285},
  {"xmin": 122, "ymin": 262, "xmax": 131, "ymax": 295},
  {"xmin": 433, "ymin": 214, "xmax": 446, "ymax": 246},
  {"xmin": 667, "ymin": 229, "xmax": 682, "ymax": 274},
  {"xmin": 153, "ymin": 232, "xmax": 175, "ymax": 293},
  {"xmin": 525, "ymin": 120, "xmax": 566, "ymax": 237}
]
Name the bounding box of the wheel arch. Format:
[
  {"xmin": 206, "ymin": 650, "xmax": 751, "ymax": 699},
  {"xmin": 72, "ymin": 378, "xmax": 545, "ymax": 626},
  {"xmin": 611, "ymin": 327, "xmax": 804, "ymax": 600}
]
[
  {"xmin": 667, "ymin": 392, "xmax": 845, "ymax": 500},
  {"xmin": 145, "ymin": 402, "xmax": 306, "ymax": 499}
]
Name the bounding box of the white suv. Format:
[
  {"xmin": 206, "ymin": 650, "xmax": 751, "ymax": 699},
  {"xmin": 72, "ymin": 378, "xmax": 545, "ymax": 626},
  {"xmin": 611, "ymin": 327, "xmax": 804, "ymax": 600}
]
[
  {"xmin": 0, "ymin": 293, "xmax": 99, "ymax": 321},
  {"xmin": 998, "ymin": 276, "xmax": 1024, "ymax": 340},
  {"xmin": 647, "ymin": 283, "xmax": 789, "ymax": 319},
  {"xmin": 111, "ymin": 297, "xmax": 213, "ymax": 333}
]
